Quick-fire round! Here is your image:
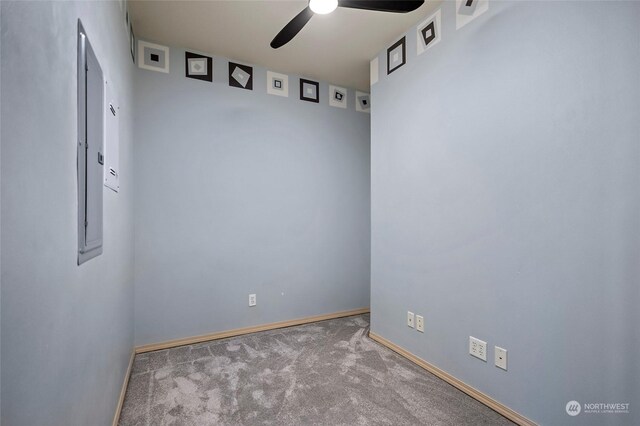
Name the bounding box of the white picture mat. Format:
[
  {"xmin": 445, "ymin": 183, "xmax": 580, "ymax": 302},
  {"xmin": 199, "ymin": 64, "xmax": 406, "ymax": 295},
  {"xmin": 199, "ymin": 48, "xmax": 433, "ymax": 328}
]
[
  {"xmin": 370, "ymin": 57, "xmax": 379, "ymax": 86},
  {"xmin": 456, "ymin": 0, "xmax": 489, "ymax": 30},
  {"xmin": 138, "ymin": 40, "xmax": 170, "ymax": 73},
  {"xmin": 417, "ymin": 9, "xmax": 442, "ymax": 55},
  {"xmin": 267, "ymin": 71, "xmax": 289, "ymax": 97},
  {"xmin": 329, "ymin": 85, "xmax": 348, "ymax": 108},
  {"xmin": 355, "ymin": 91, "xmax": 370, "ymax": 113}
]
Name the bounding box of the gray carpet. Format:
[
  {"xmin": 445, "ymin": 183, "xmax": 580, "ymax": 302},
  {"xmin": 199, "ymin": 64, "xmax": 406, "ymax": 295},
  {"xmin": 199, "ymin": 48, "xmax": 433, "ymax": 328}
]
[{"xmin": 120, "ymin": 315, "xmax": 513, "ymax": 425}]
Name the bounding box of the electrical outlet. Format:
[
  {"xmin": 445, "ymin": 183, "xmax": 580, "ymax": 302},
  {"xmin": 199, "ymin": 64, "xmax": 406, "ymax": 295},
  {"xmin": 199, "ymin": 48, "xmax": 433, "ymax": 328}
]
[
  {"xmin": 495, "ymin": 346, "xmax": 507, "ymax": 370},
  {"xmin": 407, "ymin": 311, "xmax": 415, "ymax": 328},
  {"xmin": 469, "ymin": 336, "xmax": 487, "ymax": 361},
  {"xmin": 249, "ymin": 294, "xmax": 256, "ymax": 307},
  {"xmin": 416, "ymin": 315, "xmax": 424, "ymax": 332}
]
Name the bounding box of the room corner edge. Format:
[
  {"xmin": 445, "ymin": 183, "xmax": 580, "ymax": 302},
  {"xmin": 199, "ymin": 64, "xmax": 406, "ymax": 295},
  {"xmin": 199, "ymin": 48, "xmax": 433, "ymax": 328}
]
[{"xmin": 112, "ymin": 350, "xmax": 136, "ymax": 426}]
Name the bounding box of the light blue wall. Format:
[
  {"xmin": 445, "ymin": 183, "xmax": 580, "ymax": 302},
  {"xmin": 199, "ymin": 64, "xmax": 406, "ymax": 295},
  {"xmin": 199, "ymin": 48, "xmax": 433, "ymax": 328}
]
[
  {"xmin": 370, "ymin": 1, "xmax": 640, "ymax": 425},
  {"xmin": 134, "ymin": 46, "xmax": 371, "ymax": 346},
  {"xmin": 0, "ymin": 4, "xmax": 2, "ymax": 419},
  {"xmin": 1, "ymin": 1, "xmax": 135, "ymax": 425}
]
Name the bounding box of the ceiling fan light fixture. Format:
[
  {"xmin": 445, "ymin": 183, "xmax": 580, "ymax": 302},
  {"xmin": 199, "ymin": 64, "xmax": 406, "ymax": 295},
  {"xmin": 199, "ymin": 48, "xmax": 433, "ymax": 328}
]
[{"xmin": 309, "ymin": 0, "xmax": 338, "ymax": 14}]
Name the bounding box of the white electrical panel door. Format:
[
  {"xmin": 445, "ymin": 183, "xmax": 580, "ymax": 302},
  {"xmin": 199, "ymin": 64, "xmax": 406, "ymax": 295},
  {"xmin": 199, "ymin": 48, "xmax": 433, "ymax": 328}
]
[
  {"xmin": 77, "ymin": 21, "xmax": 104, "ymax": 264},
  {"xmin": 104, "ymin": 79, "xmax": 120, "ymax": 192}
]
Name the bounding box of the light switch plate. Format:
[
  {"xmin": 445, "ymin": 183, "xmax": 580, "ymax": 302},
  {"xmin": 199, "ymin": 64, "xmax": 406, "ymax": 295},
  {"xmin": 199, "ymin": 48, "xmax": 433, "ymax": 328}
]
[
  {"xmin": 495, "ymin": 346, "xmax": 507, "ymax": 370},
  {"xmin": 469, "ymin": 336, "xmax": 487, "ymax": 361},
  {"xmin": 407, "ymin": 311, "xmax": 415, "ymax": 328}
]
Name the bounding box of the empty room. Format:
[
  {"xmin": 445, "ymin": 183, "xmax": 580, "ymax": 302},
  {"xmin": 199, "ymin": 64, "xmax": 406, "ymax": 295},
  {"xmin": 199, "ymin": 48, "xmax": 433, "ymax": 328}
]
[{"xmin": 1, "ymin": 0, "xmax": 638, "ymax": 425}]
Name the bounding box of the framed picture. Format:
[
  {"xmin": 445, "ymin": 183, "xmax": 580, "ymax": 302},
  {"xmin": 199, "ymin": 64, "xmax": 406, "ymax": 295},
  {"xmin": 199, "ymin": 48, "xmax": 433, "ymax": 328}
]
[
  {"xmin": 138, "ymin": 40, "xmax": 170, "ymax": 73},
  {"xmin": 300, "ymin": 78, "xmax": 319, "ymax": 103},
  {"xmin": 185, "ymin": 51, "xmax": 213, "ymax": 82},
  {"xmin": 129, "ymin": 23, "xmax": 135, "ymax": 64},
  {"xmin": 387, "ymin": 36, "xmax": 406, "ymax": 75}
]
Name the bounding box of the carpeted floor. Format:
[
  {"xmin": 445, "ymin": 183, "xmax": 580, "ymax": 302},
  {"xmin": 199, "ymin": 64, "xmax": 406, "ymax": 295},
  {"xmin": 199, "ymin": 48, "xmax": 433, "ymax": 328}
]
[{"xmin": 119, "ymin": 314, "xmax": 513, "ymax": 425}]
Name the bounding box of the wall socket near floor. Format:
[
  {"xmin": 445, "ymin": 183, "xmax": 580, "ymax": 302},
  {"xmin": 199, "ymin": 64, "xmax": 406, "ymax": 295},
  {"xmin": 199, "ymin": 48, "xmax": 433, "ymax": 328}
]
[
  {"xmin": 416, "ymin": 315, "xmax": 424, "ymax": 332},
  {"xmin": 469, "ymin": 336, "xmax": 487, "ymax": 361},
  {"xmin": 249, "ymin": 294, "xmax": 256, "ymax": 307},
  {"xmin": 495, "ymin": 346, "xmax": 507, "ymax": 370},
  {"xmin": 407, "ymin": 311, "xmax": 415, "ymax": 328}
]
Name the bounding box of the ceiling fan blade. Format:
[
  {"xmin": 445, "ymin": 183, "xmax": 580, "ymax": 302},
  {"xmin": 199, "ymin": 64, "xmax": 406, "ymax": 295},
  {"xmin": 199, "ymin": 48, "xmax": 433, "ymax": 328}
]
[
  {"xmin": 270, "ymin": 6, "xmax": 315, "ymax": 49},
  {"xmin": 338, "ymin": 0, "xmax": 424, "ymax": 13}
]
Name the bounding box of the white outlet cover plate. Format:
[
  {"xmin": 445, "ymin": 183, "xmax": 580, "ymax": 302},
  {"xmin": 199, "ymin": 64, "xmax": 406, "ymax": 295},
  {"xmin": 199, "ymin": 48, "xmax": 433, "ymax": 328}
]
[
  {"xmin": 407, "ymin": 311, "xmax": 415, "ymax": 328},
  {"xmin": 416, "ymin": 315, "xmax": 424, "ymax": 332},
  {"xmin": 495, "ymin": 346, "xmax": 507, "ymax": 370},
  {"xmin": 469, "ymin": 336, "xmax": 487, "ymax": 361},
  {"xmin": 249, "ymin": 294, "xmax": 256, "ymax": 307}
]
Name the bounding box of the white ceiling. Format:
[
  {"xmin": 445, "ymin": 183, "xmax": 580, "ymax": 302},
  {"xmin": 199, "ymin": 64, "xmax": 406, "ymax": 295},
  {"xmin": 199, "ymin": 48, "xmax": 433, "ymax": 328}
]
[{"xmin": 129, "ymin": 0, "xmax": 440, "ymax": 91}]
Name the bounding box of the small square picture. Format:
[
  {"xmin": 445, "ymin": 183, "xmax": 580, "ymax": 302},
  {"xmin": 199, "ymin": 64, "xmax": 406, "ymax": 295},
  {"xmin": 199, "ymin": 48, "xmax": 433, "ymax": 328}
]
[
  {"xmin": 185, "ymin": 52, "xmax": 213, "ymax": 82},
  {"xmin": 129, "ymin": 23, "xmax": 135, "ymax": 64},
  {"xmin": 138, "ymin": 40, "xmax": 170, "ymax": 73},
  {"xmin": 387, "ymin": 36, "xmax": 406, "ymax": 75},
  {"xmin": 456, "ymin": 0, "xmax": 489, "ymax": 30},
  {"xmin": 356, "ymin": 91, "xmax": 370, "ymax": 113},
  {"xmin": 300, "ymin": 78, "xmax": 319, "ymax": 103},
  {"xmin": 267, "ymin": 71, "xmax": 289, "ymax": 97},
  {"xmin": 229, "ymin": 62, "xmax": 253, "ymax": 90},
  {"xmin": 329, "ymin": 85, "xmax": 347, "ymax": 108},
  {"xmin": 370, "ymin": 57, "xmax": 379, "ymax": 86},
  {"xmin": 417, "ymin": 9, "xmax": 441, "ymax": 55}
]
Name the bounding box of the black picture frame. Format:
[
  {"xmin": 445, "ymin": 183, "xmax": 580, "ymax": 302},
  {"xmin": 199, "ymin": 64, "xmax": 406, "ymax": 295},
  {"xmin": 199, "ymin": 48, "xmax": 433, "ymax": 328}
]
[
  {"xmin": 421, "ymin": 21, "xmax": 436, "ymax": 48},
  {"xmin": 185, "ymin": 51, "xmax": 213, "ymax": 82},
  {"xmin": 299, "ymin": 78, "xmax": 320, "ymax": 103},
  {"xmin": 228, "ymin": 62, "xmax": 253, "ymax": 90},
  {"xmin": 387, "ymin": 36, "xmax": 406, "ymax": 75},
  {"xmin": 129, "ymin": 23, "xmax": 135, "ymax": 64}
]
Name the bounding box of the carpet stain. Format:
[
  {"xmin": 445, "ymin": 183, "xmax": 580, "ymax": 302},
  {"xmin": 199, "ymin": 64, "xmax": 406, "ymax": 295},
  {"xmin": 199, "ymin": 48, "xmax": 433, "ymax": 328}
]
[{"xmin": 120, "ymin": 315, "xmax": 514, "ymax": 425}]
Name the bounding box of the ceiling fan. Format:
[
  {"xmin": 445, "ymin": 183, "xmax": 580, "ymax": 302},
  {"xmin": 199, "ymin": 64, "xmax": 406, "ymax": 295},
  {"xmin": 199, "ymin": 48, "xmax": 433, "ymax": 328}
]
[{"xmin": 270, "ymin": 0, "xmax": 425, "ymax": 49}]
